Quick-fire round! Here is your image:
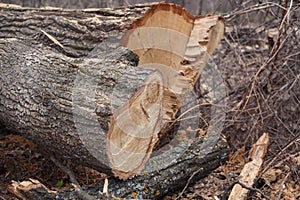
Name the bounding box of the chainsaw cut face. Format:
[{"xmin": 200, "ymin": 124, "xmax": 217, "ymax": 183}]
[{"xmin": 107, "ymin": 2, "xmax": 225, "ymax": 179}]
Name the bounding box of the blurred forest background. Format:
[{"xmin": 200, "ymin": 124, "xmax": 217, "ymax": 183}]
[{"xmin": 0, "ymin": 0, "xmax": 234, "ymax": 14}]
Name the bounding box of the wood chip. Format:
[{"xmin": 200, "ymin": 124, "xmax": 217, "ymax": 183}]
[{"xmin": 229, "ymin": 132, "xmax": 269, "ymax": 200}]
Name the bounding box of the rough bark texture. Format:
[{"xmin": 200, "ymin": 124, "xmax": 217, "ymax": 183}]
[
  {"xmin": 0, "ymin": 38, "xmax": 143, "ymax": 174},
  {"xmin": 0, "ymin": 4, "xmax": 229, "ymax": 199},
  {"xmin": 0, "ymin": 3, "xmax": 151, "ymax": 57}
]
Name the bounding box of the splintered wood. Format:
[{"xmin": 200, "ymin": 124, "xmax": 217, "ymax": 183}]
[
  {"xmin": 229, "ymin": 133, "xmax": 269, "ymax": 200},
  {"xmin": 106, "ymin": 2, "xmax": 225, "ymax": 179}
]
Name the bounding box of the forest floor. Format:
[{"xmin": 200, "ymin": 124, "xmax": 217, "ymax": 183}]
[{"xmin": 1, "ymin": 2, "xmax": 299, "ymax": 200}]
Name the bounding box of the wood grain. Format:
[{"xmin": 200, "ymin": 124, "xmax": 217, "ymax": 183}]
[{"xmin": 107, "ymin": 2, "xmax": 225, "ymax": 179}]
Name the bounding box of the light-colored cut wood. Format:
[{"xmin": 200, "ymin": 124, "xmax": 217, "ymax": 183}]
[
  {"xmin": 228, "ymin": 132, "xmax": 269, "ymax": 200},
  {"xmin": 107, "ymin": 2, "xmax": 225, "ymax": 179}
]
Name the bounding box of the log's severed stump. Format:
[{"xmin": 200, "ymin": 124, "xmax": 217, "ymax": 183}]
[
  {"xmin": 107, "ymin": 3, "xmax": 225, "ymax": 179},
  {"xmin": 0, "ymin": 2, "xmax": 228, "ymax": 198}
]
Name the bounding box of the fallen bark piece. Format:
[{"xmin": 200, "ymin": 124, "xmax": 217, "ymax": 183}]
[
  {"xmin": 229, "ymin": 132, "xmax": 269, "ymax": 200},
  {"xmin": 8, "ymin": 179, "xmax": 57, "ymax": 200},
  {"xmin": 108, "ymin": 2, "xmax": 225, "ymax": 179}
]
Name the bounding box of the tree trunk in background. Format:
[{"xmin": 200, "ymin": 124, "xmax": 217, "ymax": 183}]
[
  {"xmin": 0, "ymin": 4, "xmax": 229, "ymax": 198},
  {"xmin": 0, "ymin": 0, "xmax": 235, "ymax": 14}
]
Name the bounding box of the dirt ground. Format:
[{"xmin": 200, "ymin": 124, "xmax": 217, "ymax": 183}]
[
  {"xmin": 0, "ymin": 1, "xmax": 299, "ymax": 200},
  {"xmin": 0, "ymin": 134, "xmax": 108, "ymax": 199},
  {"xmin": 1, "ymin": 133, "xmax": 300, "ymax": 199}
]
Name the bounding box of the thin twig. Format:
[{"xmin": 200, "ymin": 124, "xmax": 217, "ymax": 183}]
[
  {"xmin": 224, "ymin": 2, "xmax": 287, "ymax": 20},
  {"xmin": 276, "ymin": 172, "xmax": 290, "ymax": 200},
  {"xmin": 259, "ymin": 133, "xmax": 300, "ymax": 179},
  {"xmin": 271, "ymin": 0, "xmax": 293, "ymax": 61},
  {"xmin": 169, "ymin": 103, "xmax": 211, "ymax": 127},
  {"xmin": 234, "ymin": 181, "xmax": 271, "ymax": 200},
  {"xmin": 175, "ymin": 168, "xmax": 203, "ymax": 200},
  {"xmin": 50, "ymin": 156, "xmax": 99, "ymax": 200},
  {"xmin": 234, "ymin": 31, "xmax": 291, "ymax": 117}
]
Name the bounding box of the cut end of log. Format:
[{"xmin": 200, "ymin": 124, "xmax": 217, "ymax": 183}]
[
  {"xmin": 126, "ymin": 2, "xmax": 195, "ymax": 31},
  {"xmin": 106, "ymin": 72, "xmax": 164, "ymax": 179},
  {"xmin": 107, "ymin": 2, "xmax": 225, "ymax": 180}
]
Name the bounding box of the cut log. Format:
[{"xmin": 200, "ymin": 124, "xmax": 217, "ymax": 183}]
[
  {"xmin": 0, "ymin": 2, "xmax": 229, "ymax": 198},
  {"xmin": 108, "ymin": 3, "xmax": 225, "ymax": 179}
]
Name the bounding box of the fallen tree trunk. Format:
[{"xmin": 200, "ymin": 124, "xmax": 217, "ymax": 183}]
[{"xmin": 0, "ymin": 3, "xmax": 229, "ymax": 198}]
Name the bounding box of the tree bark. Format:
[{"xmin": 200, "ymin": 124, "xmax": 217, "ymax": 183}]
[
  {"xmin": 0, "ymin": 3, "xmax": 151, "ymax": 57},
  {"xmin": 0, "ymin": 4, "xmax": 229, "ymax": 199}
]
